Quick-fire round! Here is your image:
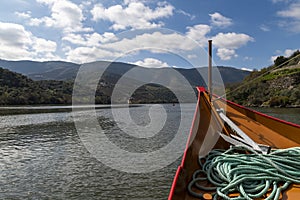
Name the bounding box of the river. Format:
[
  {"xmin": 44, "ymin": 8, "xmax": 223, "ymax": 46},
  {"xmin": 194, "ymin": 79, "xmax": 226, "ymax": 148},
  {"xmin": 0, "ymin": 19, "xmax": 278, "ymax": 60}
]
[{"xmin": 0, "ymin": 104, "xmax": 299, "ymax": 199}]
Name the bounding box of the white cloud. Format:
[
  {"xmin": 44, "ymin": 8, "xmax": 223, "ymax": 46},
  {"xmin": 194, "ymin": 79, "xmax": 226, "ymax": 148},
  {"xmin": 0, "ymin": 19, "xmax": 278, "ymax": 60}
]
[
  {"xmin": 0, "ymin": 22, "xmax": 57, "ymax": 61},
  {"xmin": 63, "ymin": 31, "xmax": 199, "ymax": 63},
  {"xmin": 241, "ymin": 67, "xmax": 253, "ymax": 72},
  {"xmin": 36, "ymin": 0, "xmax": 56, "ymax": 4},
  {"xmin": 270, "ymin": 48, "xmax": 298, "ymax": 62},
  {"xmin": 103, "ymin": 31, "xmax": 198, "ymax": 53},
  {"xmin": 272, "ymin": 0, "xmax": 290, "ymax": 3},
  {"xmin": 0, "ymin": 22, "xmax": 32, "ymax": 60},
  {"xmin": 209, "ymin": 12, "xmax": 233, "ymax": 28},
  {"xmin": 176, "ymin": 9, "xmax": 195, "ymax": 20},
  {"xmin": 133, "ymin": 58, "xmax": 169, "ymax": 68},
  {"xmin": 15, "ymin": 11, "xmax": 31, "ymax": 19},
  {"xmin": 32, "ymin": 37, "xmax": 57, "ymax": 53},
  {"xmin": 243, "ymin": 56, "xmax": 253, "ymax": 61},
  {"xmin": 30, "ymin": 0, "xmax": 92, "ymax": 33},
  {"xmin": 65, "ymin": 46, "xmax": 121, "ymax": 63},
  {"xmin": 62, "ymin": 32, "xmax": 117, "ymax": 46},
  {"xmin": 216, "ymin": 48, "xmax": 237, "ymax": 60},
  {"xmin": 278, "ymin": 2, "xmax": 300, "ymax": 19},
  {"xmin": 212, "ymin": 32, "xmax": 253, "ymax": 60},
  {"xmin": 260, "ymin": 24, "xmax": 270, "ymax": 32},
  {"xmin": 270, "ymin": 56, "xmax": 278, "ymax": 63},
  {"xmin": 186, "ymin": 24, "xmax": 211, "ymax": 46},
  {"xmin": 277, "ymin": 2, "xmax": 300, "ymax": 32},
  {"xmin": 91, "ymin": 1, "xmax": 174, "ymax": 30},
  {"xmin": 284, "ymin": 49, "xmax": 297, "ymax": 57},
  {"xmin": 212, "ymin": 32, "xmax": 254, "ymax": 49},
  {"xmin": 62, "ymin": 27, "xmax": 254, "ymax": 63},
  {"xmin": 123, "ymin": 0, "xmax": 149, "ymax": 4}
]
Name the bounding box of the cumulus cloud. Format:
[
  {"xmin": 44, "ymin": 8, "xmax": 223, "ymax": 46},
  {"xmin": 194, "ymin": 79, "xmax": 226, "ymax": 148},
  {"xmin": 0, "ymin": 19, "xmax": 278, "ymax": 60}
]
[
  {"xmin": 211, "ymin": 32, "xmax": 253, "ymax": 60},
  {"xmin": 62, "ymin": 32, "xmax": 117, "ymax": 46},
  {"xmin": 186, "ymin": 24, "xmax": 211, "ymax": 46},
  {"xmin": 63, "ymin": 26, "xmax": 253, "ymax": 63},
  {"xmin": 0, "ymin": 22, "xmax": 32, "ymax": 59},
  {"xmin": 104, "ymin": 31, "xmax": 198, "ymax": 53},
  {"xmin": 278, "ymin": 3, "xmax": 300, "ymax": 19},
  {"xmin": 30, "ymin": 0, "xmax": 92, "ymax": 33},
  {"xmin": 216, "ymin": 48, "xmax": 237, "ymax": 60},
  {"xmin": 91, "ymin": 1, "xmax": 174, "ymax": 30},
  {"xmin": 65, "ymin": 46, "xmax": 121, "ymax": 63},
  {"xmin": 133, "ymin": 58, "xmax": 170, "ymax": 68},
  {"xmin": 63, "ymin": 31, "xmax": 200, "ymax": 63},
  {"xmin": 212, "ymin": 32, "xmax": 254, "ymax": 49},
  {"xmin": 277, "ymin": 2, "xmax": 300, "ymax": 32},
  {"xmin": 15, "ymin": 11, "xmax": 31, "ymax": 19},
  {"xmin": 0, "ymin": 22, "xmax": 57, "ymax": 61},
  {"xmin": 32, "ymin": 37, "xmax": 57, "ymax": 53},
  {"xmin": 209, "ymin": 12, "xmax": 233, "ymax": 28},
  {"xmin": 283, "ymin": 49, "xmax": 297, "ymax": 57},
  {"xmin": 270, "ymin": 48, "xmax": 298, "ymax": 62}
]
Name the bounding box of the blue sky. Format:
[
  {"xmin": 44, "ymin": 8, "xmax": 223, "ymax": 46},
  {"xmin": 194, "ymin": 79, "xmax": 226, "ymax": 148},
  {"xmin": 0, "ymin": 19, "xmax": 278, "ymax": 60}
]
[{"xmin": 0, "ymin": 0, "xmax": 299, "ymax": 70}]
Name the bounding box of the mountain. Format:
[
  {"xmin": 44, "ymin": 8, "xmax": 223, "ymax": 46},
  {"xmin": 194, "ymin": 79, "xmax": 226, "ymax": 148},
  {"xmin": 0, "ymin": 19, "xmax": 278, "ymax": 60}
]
[
  {"xmin": 0, "ymin": 59, "xmax": 79, "ymax": 80},
  {"xmin": 0, "ymin": 59, "xmax": 251, "ymax": 105},
  {"xmin": 0, "ymin": 67, "xmax": 177, "ymax": 105},
  {"xmin": 227, "ymin": 50, "xmax": 300, "ymax": 107},
  {"xmin": 0, "ymin": 59, "xmax": 250, "ymax": 84}
]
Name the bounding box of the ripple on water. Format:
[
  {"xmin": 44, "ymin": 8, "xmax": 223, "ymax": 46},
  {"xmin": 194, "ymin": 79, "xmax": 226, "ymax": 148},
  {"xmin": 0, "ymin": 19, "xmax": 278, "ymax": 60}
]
[{"xmin": 0, "ymin": 105, "xmax": 194, "ymax": 199}]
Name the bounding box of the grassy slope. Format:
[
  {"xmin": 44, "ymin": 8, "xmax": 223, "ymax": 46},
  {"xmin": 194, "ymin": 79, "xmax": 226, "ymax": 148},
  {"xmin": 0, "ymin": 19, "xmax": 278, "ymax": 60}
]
[{"xmin": 227, "ymin": 51, "xmax": 300, "ymax": 107}]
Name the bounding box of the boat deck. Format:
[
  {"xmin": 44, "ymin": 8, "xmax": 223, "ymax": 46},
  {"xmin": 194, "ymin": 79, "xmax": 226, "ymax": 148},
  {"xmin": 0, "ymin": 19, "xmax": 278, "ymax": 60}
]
[{"xmin": 169, "ymin": 88, "xmax": 300, "ymax": 200}]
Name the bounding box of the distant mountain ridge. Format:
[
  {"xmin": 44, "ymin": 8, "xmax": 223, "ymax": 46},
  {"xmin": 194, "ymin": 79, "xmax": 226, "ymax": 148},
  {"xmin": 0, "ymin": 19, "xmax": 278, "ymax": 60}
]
[
  {"xmin": 0, "ymin": 59, "xmax": 250, "ymax": 84},
  {"xmin": 0, "ymin": 59, "xmax": 251, "ymax": 105},
  {"xmin": 0, "ymin": 59, "xmax": 80, "ymax": 80}
]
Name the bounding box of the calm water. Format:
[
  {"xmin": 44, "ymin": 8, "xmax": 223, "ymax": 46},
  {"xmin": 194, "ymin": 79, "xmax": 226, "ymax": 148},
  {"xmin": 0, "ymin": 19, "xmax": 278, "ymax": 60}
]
[
  {"xmin": 252, "ymin": 107, "xmax": 300, "ymax": 125},
  {"xmin": 0, "ymin": 104, "xmax": 195, "ymax": 200},
  {"xmin": 0, "ymin": 105, "xmax": 299, "ymax": 199}
]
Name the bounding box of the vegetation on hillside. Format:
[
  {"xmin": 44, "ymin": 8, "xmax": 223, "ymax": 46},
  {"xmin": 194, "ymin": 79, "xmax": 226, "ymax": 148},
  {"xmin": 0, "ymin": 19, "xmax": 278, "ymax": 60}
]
[
  {"xmin": 227, "ymin": 50, "xmax": 300, "ymax": 107},
  {"xmin": 0, "ymin": 67, "xmax": 178, "ymax": 105},
  {"xmin": 0, "ymin": 59, "xmax": 252, "ymax": 105},
  {"xmin": 0, "ymin": 68, "xmax": 73, "ymax": 105},
  {"xmin": 4, "ymin": 53, "xmax": 296, "ymax": 106}
]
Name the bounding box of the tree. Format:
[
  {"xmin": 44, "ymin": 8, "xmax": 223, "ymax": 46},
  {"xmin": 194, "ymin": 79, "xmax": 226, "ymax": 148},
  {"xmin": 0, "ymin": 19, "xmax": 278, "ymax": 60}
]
[{"xmin": 274, "ymin": 56, "xmax": 288, "ymax": 67}]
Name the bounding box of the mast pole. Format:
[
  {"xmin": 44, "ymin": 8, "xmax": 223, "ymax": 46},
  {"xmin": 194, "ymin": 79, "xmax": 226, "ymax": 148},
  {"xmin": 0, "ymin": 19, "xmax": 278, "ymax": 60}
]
[{"xmin": 208, "ymin": 40, "xmax": 212, "ymax": 100}]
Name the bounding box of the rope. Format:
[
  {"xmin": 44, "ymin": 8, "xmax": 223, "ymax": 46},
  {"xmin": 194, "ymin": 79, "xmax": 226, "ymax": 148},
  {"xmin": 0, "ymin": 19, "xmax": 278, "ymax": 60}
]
[{"xmin": 187, "ymin": 145, "xmax": 300, "ymax": 200}]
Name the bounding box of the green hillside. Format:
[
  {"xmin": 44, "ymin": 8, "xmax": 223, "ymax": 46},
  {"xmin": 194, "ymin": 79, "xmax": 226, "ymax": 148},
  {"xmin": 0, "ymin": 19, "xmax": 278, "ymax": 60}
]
[
  {"xmin": 0, "ymin": 67, "xmax": 175, "ymax": 105},
  {"xmin": 227, "ymin": 50, "xmax": 300, "ymax": 107},
  {"xmin": 0, "ymin": 59, "xmax": 251, "ymax": 105},
  {"xmin": 0, "ymin": 68, "xmax": 73, "ymax": 105}
]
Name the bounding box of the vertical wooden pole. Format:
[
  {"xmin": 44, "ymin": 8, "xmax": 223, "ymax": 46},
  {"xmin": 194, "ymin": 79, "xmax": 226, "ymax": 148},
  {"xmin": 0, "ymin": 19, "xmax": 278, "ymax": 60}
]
[{"xmin": 208, "ymin": 40, "xmax": 212, "ymax": 100}]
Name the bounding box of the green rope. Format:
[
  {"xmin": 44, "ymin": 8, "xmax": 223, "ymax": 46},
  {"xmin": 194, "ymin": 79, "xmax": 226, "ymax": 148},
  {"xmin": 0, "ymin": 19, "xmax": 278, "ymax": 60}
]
[{"xmin": 188, "ymin": 146, "xmax": 300, "ymax": 200}]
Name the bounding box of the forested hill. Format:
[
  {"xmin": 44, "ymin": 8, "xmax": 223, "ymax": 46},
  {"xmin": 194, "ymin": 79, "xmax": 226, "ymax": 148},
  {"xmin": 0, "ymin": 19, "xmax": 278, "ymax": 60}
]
[
  {"xmin": 0, "ymin": 68, "xmax": 73, "ymax": 105},
  {"xmin": 227, "ymin": 50, "xmax": 300, "ymax": 107},
  {"xmin": 0, "ymin": 61, "xmax": 250, "ymax": 105}
]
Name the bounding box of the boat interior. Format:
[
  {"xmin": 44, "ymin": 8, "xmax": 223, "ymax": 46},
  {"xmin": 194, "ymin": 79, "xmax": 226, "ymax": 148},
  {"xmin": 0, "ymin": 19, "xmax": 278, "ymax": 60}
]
[{"xmin": 169, "ymin": 87, "xmax": 300, "ymax": 200}]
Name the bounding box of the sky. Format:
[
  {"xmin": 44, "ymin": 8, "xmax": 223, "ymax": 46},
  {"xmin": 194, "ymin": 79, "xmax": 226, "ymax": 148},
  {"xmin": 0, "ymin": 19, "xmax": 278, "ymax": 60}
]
[{"xmin": 0, "ymin": 0, "xmax": 299, "ymax": 70}]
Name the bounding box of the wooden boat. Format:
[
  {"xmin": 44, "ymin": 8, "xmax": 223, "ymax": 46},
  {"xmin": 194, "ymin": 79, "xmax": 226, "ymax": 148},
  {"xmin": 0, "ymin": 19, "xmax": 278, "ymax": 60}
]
[{"xmin": 168, "ymin": 87, "xmax": 300, "ymax": 200}]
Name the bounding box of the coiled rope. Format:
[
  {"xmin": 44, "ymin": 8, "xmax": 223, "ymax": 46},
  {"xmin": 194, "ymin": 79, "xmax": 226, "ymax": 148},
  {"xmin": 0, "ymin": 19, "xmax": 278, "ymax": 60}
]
[{"xmin": 188, "ymin": 145, "xmax": 300, "ymax": 200}]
